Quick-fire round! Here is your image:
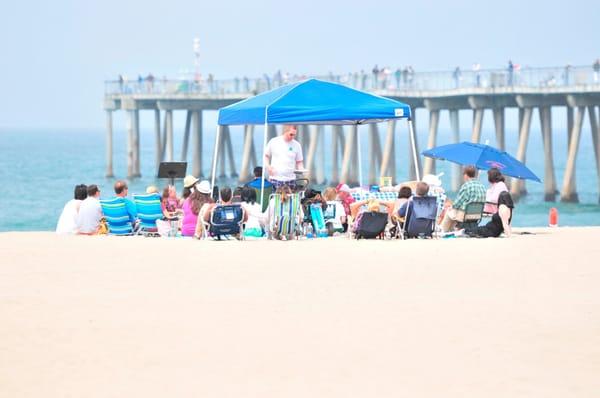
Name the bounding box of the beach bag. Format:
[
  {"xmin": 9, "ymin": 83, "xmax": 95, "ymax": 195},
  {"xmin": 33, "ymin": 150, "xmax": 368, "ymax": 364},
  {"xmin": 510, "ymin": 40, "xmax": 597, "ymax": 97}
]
[{"xmin": 355, "ymin": 212, "xmax": 388, "ymax": 239}]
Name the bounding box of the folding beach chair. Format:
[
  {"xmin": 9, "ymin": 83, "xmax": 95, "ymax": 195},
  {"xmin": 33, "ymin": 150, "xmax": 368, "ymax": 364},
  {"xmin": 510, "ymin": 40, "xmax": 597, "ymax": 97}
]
[
  {"xmin": 99, "ymin": 197, "xmax": 134, "ymax": 236},
  {"xmin": 268, "ymin": 192, "xmax": 302, "ymax": 240},
  {"xmin": 133, "ymin": 193, "xmax": 163, "ymax": 236},
  {"xmin": 308, "ymin": 203, "xmax": 328, "ymax": 237},
  {"xmin": 457, "ymin": 201, "xmax": 485, "ymax": 232},
  {"xmin": 204, "ymin": 204, "xmax": 245, "ymax": 240},
  {"xmin": 402, "ymin": 196, "xmax": 438, "ymax": 239},
  {"xmin": 254, "ymin": 186, "xmax": 273, "ymax": 212},
  {"xmin": 354, "ymin": 211, "xmax": 388, "ymax": 239}
]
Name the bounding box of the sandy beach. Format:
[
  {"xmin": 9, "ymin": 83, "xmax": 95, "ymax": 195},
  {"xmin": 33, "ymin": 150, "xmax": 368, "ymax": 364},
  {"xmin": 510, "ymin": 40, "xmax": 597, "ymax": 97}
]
[{"xmin": 1, "ymin": 228, "xmax": 600, "ymax": 397}]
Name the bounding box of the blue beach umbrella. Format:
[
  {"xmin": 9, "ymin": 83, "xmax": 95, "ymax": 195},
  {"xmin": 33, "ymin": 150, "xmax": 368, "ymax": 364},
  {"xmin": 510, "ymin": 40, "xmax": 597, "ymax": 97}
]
[{"xmin": 422, "ymin": 142, "xmax": 541, "ymax": 182}]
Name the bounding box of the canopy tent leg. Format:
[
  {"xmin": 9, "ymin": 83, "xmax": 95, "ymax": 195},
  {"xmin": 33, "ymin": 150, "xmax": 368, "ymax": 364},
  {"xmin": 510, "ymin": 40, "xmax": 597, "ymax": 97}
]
[
  {"xmin": 560, "ymin": 106, "xmax": 585, "ymax": 202},
  {"xmin": 423, "ymin": 109, "xmax": 440, "ymax": 175},
  {"xmin": 259, "ymin": 122, "xmax": 269, "ymax": 211},
  {"xmin": 380, "ymin": 120, "xmax": 396, "ymax": 183},
  {"xmin": 180, "ymin": 110, "xmax": 192, "ymax": 161},
  {"xmin": 539, "ymin": 106, "xmax": 556, "ymax": 201},
  {"xmin": 449, "ymin": 110, "xmax": 461, "ymax": 192},
  {"xmin": 511, "ymin": 107, "xmax": 533, "ymax": 198},
  {"xmin": 407, "ymin": 118, "xmax": 421, "ymax": 182},
  {"xmin": 210, "ymin": 125, "xmax": 223, "ymax": 192},
  {"xmin": 239, "ymin": 124, "xmax": 255, "ymax": 183}
]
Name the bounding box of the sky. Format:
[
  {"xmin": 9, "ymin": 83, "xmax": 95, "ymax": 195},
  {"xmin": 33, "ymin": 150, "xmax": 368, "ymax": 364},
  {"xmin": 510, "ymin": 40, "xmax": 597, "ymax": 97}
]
[{"xmin": 0, "ymin": 0, "xmax": 598, "ymax": 129}]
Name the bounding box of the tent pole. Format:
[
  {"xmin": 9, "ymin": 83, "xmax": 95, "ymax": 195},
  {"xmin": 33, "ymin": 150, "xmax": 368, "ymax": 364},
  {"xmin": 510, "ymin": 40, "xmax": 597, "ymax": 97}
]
[
  {"xmin": 260, "ymin": 122, "xmax": 268, "ymax": 210},
  {"xmin": 407, "ymin": 118, "xmax": 421, "ymax": 181},
  {"xmin": 210, "ymin": 125, "xmax": 223, "ymax": 191},
  {"xmin": 356, "ymin": 124, "xmax": 363, "ymax": 188}
]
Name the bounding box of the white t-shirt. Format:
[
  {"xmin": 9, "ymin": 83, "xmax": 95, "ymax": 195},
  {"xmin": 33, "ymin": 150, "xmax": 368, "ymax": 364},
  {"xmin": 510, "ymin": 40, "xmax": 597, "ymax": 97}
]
[
  {"xmin": 265, "ymin": 135, "xmax": 303, "ymax": 181},
  {"xmin": 76, "ymin": 196, "xmax": 102, "ymax": 234},
  {"xmin": 56, "ymin": 199, "xmax": 82, "ymax": 234}
]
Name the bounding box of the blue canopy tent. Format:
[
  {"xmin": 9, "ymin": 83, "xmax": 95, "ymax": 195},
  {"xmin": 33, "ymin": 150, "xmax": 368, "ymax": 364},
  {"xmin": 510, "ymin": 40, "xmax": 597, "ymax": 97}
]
[{"xmin": 212, "ymin": 79, "xmax": 419, "ymax": 206}]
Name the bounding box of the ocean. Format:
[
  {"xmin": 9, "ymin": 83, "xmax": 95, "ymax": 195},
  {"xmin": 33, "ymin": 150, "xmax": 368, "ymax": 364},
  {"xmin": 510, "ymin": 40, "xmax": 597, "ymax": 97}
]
[{"xmin": 1, "ymin": 121, "xmax": 599, "ymax": 231}]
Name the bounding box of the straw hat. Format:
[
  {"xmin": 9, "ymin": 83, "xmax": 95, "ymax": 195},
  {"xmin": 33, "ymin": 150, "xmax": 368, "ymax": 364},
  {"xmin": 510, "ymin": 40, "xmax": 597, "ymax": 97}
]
[
  {"xmin": 197, "ymin": 180, "xmax": 211, "ymax": 194},
  {"xmin": 183, "ymin": 175, "xmax": 199, "ymax": 189}
]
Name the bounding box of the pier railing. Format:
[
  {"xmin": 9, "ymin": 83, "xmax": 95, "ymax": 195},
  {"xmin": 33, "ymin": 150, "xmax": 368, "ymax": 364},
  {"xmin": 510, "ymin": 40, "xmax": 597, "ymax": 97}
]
[{"xmin": 105, "ymin": 65, "xmax": 600, "ymax": 96}]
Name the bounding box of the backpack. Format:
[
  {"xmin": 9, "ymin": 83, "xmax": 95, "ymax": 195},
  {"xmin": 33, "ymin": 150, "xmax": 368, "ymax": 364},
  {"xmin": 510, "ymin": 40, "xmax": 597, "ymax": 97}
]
[{"xmin": 209, "ymin": 205, "xmax": 244, "ymax": 239}]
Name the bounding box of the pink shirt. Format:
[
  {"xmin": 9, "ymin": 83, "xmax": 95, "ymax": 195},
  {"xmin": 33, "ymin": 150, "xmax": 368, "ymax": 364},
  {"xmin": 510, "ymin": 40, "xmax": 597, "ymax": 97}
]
[
  {"xmin": 485, "ymin": 181, "xmax": 508, "ymax": 214},
  {"xmin": 181, "ymin": 198, "xmax": 198, "ymax": 236}
]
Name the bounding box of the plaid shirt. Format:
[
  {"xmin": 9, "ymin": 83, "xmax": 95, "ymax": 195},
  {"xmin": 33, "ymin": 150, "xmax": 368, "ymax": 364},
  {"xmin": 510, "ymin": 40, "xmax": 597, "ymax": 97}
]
[{"xmin": 453, "ymin": 179, "xmax": 486, "ymax": 211}]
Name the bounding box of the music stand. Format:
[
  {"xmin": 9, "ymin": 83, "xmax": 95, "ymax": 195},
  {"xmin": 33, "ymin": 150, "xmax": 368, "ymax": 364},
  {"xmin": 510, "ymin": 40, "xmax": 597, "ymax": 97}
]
[{"xmin": 158, "ymin": 162, "xmax": 187, "ymax": 186}]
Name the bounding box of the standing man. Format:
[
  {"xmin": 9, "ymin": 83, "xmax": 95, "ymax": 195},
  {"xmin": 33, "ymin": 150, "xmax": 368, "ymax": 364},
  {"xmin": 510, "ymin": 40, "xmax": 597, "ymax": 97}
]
[{"xmin": 264, "ymin": 125, "xmax": 304, "ymax": 190}]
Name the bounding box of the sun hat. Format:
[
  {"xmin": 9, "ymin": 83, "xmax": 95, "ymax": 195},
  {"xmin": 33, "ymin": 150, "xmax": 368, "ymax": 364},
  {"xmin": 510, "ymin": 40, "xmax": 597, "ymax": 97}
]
[
  {"xmin": 197, "ymin": 180, "xmax": 211, "ymax": 194},
  {"xmin": 183, "ymin": 175, "xmax": 199, "ymax": 189},
  {"xmin": 336, "ymin": 183, "xmax": 351, "ymax": 193}
]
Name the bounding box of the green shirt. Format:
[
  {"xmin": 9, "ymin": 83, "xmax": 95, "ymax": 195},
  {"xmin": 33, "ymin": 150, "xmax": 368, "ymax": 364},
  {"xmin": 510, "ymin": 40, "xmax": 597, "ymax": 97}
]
[{"xmin": 453, "ymin": 179, "xmax": 486, "ymax": 211}]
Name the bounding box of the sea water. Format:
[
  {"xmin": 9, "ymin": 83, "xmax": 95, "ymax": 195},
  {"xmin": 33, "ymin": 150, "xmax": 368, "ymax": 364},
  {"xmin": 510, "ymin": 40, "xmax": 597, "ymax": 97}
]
[{"xmin": 1, "ymin": 124, "xmax": 599, "ymax": 232}]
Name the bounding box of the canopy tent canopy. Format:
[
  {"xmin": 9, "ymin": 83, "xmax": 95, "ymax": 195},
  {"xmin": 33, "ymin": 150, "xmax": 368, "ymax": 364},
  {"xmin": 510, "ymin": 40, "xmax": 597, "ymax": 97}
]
[
  {"xmin": 211, "ymin": 79, "xmax": 419, "ymax": 203},
  {"xmin": 217, "ymin": 79, "xmax": 412, "ymax": 125}
]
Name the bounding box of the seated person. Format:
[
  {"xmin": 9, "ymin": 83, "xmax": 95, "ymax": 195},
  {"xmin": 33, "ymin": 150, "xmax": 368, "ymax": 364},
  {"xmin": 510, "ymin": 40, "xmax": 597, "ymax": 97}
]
[
  {"xmin": 335, "ymin": 183, "xmax": 355, "ymax": 218},
  {"xmin": 302, "ymin": 188, "xmax": 327, "ymax": 210},
  {"xmin": 240, "ymin": 187, "xmax": 265, "ymax": 237},
  {"xmin": 77, "ymin": 184, "xmax": 102, "ymax": 235},
  {"xmin": 392, "ymin": 186, "xmax": 412, "ymax": 221},
  {"xmin": 161, "ymin": 184, "xmax": 181, "ymax": 219},
  {"xmin": 113, "ymin": 180, "xmax": 137, "ymax": 226},
  {"xmin": 181, "ymin": 180, "xmax": 212, "ymax": 237},
  {"xmin": 146, "ymin": 185, "xmax": 159, "ymax": 194},
  {"xmin": 322, "ymin": 187, "xmax": 347, "ymax": 234},
  {"xmin": 202, "ymin": 187, "xmax": 248, "ymax": 226},
  {"xmin": 484, "ymin": 168, "xmax": 508, "ymax": 214},
  {"xmin": 467, "ymin": 191, "xmax": 514, "ymax": 238},
  {"xmin": 244, "ymin": 166, "xmax": 273, "ymax": 189},
  {"xmin": 349, "ymin": 198, "xmax": 394, "ymax": 232},
  {"xmin": 440, "ymin": 165, "xmax": 486, "ymax": 232},
  {"xmin": 56, "ymin": 184, "xmax": 87, "ymax": 234}
]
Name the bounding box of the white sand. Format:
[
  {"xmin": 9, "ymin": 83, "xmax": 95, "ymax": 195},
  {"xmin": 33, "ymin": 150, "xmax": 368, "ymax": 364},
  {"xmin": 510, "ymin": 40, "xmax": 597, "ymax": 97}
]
[{"xmin": 1, "ymin": 228, "xmax": 600, "ymax": 397}]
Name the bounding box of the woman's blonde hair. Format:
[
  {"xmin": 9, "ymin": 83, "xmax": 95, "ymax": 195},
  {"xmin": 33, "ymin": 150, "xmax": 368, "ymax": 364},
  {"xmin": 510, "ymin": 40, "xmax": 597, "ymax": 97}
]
[{"xmin": 323, "ymin": 187, "xmax": 337, "ymax": 201}]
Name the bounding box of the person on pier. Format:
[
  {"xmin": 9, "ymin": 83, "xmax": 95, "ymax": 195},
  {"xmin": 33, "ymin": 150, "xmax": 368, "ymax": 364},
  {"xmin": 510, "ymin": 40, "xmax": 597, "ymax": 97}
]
[{"xmin": 264, "ymin": 125, "xmax": 304, "ymax": 190}]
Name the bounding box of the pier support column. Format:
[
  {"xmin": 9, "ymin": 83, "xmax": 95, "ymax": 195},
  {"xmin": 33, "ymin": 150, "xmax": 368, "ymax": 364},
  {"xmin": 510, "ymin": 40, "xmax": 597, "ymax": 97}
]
[
  {"xmin": 511, "ymin": 107, "xmax": 533, "ymax": 198},
  {"xmin": 471, "ymin": 109, "xmax": 484, "ymax": 143},
  {"xmin": 449, "ymin": 110, "xmax": 461, "ymax": 191},
  {"xmin": 105, "ymin": 110, "xmax": 114, "ymax": 178},
  {"xmin": 165, "ymin": 110, "xmax": 174, "ymax": 162},
  {"xmin": 316, "ymin": 127, "xmax": 326, "ymax": 184},
  {"xmin": 380, "ymin": 120, "xmax": 396, "ymax": 183},
  {"xmin": 408, "ymin": 113, "xmax": 421, "ymax": 180},
  {"xmin": 305, "ymin": 125, "xmax": 319, "ymax": 181},
  {"xmin": 192, "ymin": 111, "xmax": 203, "ymax": 177},
  {"xmin": 589, "ymin": 106, "xmax": 600, "ymax": 203},
  {"xmin": 493, "ymin": 108, "xmax": 505, "ymax": 151},
  {"xmin": 340, "ymin": 125, "xmax": 357, "ymax": 185},
  {"xmin": 180, "ymin": 110, "xmax": 192, "ymax": 161},
  {"xmin": 368, "ymin": 123, "xmax": 382, "ymax": 184},
  {"xmin": 267, "ymin": 125, "xmax": 278, "ymax": 140},
  {"xmin": 132, "ymin": 110, "xmax": 141, "ymax": 177},
  {"xmin": 239, "ymin": 125, "xmax": 255, "ymax": 183},
  {"xmin": 154, "ymin": 109, "xmax": 161, "ymax": 174},
  {"xmin": 332, "ymin": 125, "xmax": 344, "ymax": 183},
  {"xmin": 223, "ymin": 125, "xmax": 237, "ymax": 178},
  {"xmin": 561, "ymin": 106, "xmax": 585, "ymax": 202},
  {"xmin": 423, "ymin": 110, "xmax": 440, "ymax": 175},
  {"xmin": 566, "ymin": 106, "xmax": 576, "ymax": 196},
  {"xmin": 539, "ymin": 107, "xmax": 557, "ymax": 201},
  {"xmin": 126, "ymin": 110, "xmax": 135, "ymax": 178}
]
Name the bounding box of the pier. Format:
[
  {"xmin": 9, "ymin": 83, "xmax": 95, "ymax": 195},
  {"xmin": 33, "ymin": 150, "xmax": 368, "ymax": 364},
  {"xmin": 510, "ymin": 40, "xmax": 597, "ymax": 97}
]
[{"xmin": 104, "ymin": 65, "xmax": 600, "ymax": 202}]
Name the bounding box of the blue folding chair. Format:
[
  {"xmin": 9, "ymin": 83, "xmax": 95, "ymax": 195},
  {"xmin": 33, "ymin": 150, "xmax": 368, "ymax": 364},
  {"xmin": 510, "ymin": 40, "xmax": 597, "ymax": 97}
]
[
  {"xmin": 133, "ymin": 193, "xmax": 163, "ymax": 235},
  {"xmin": 100, "ymin": 197, "xmax": 134, "ymax": 236}
]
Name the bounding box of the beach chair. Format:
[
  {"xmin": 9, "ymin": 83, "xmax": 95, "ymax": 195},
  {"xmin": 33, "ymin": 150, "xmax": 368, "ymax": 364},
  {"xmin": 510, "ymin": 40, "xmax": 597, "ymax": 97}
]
[
  {"xmin": 354, "ymin": 211, "xmax": 388, "ymax": 239},
  {"xmin": 457, "ymin": 201, "xmax": 485, "ymax": 232},
  {"xmin": 308, "ymin": 204, "xmax": 328, "ymax": 237},
  {"xmin": 254, "ymin": 185, "xmax": 273, "ymax": 212},
  {"xmin": 99, "ymin": 197, "xmax": 134, "ymax": 236},
  {"xmin": 269, "ymin": 192, "xmax": 302, "ymax": 240},
  {"xmin": 204, "ymin": 204, "xmax": 245, "ymax": 240},
  {"xmin": 133, "ymin": 193, "xmax": 163, "ymax": 236},
  {"xmin": 402, "ymin": 196, "xmax": 438, "ymax": 239}
]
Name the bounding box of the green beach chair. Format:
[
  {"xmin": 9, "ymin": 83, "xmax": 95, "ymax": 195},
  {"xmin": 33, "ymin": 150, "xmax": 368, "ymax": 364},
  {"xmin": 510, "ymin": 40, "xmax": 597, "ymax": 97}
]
[{"xmin": 269, "ymin": 192, "xmax": 302, "ymax": 240}]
